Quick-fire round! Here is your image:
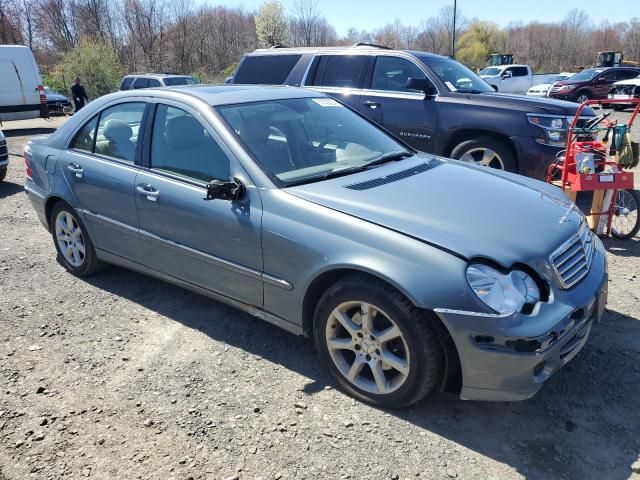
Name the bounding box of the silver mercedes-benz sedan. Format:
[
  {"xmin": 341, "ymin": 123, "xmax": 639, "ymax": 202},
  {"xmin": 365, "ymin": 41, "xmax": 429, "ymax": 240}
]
[{"xmin": 24, "ymin": 85, "xmax": 607, "ymax": 408}]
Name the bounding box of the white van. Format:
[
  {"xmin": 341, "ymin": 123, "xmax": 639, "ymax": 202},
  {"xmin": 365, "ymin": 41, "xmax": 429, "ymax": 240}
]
[{"xmin": 0, "ymin": 45, "xmax": 47, "ymax": 122}]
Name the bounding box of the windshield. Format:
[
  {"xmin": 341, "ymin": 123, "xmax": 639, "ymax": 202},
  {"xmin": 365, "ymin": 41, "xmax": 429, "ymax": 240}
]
[
  {"xmin": 479, "ymin": 67, "xmax": 502, "ymax": 76},
  {"xmin": 163, "ymin": 76, "xmax": 199, "ymax": 86},
  {"xmin": 416, "ymin": 55, "xmax": 495, "ymax": 93},
  {"xmin": 216, "ymin": 97, "xmax": 412, "ymax": 186},
  {"xmin": 570, "ymin": 69, "xmax": 603, "ymax": 82}
]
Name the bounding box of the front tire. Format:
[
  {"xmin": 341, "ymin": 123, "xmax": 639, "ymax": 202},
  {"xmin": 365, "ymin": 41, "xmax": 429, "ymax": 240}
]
[
  {"xmin": 575, "ymin": 91, "xmax": 591, "ymax": 104},
  {"xmin": 313, "ymin": 274, "xmax": 443, "ymax": 408},
  {"xmin": 50, "ymin": 202, "xmax": 103, "ymax": 276},
  {"xmin": 450, "ymin": 136, "xmax": 517, "ymax": 172}
]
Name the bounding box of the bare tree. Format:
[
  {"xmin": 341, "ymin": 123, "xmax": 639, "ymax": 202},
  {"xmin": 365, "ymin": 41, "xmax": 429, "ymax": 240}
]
[
  {"xmin": 0, "ymin": 0, "xmax": 24, "ymax": 44},
  {"xmin": 291, "ymin": 0, "xmax": 319, "ymax": 47}
]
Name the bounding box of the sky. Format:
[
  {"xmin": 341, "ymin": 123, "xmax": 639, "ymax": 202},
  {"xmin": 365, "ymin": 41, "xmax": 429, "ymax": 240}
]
[{"xmin": 220, "ymin": 0, "xmax": 638, "ymax": 35}]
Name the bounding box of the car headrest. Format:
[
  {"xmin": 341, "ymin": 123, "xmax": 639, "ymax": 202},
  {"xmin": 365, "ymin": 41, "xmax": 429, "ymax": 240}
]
[
  {"xmin": 103, "ymin": 119, "xmax": 133, "ymax": 143},
  {"xmin": 241, "ymin": 114, "xmax": 271, "ymax": 143},
  {"xmin": 165, "ymin": 115, "xmax": 206, "ymax": 148}
]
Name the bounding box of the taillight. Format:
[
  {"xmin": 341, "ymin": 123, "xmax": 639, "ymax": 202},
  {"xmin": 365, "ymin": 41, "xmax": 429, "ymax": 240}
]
[
  {"xmin": 24, "ymin": 149, "xmax": 33, "ymax": 179},
  {"xmin": 37, "ymin": 85, "xmax": 47, "ymax": 104}
]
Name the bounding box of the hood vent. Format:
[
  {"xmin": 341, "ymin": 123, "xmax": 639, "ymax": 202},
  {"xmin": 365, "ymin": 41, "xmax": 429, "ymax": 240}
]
[{"xmin": 344, "ymin": 159, "xmax": 443, "ymax": 191}]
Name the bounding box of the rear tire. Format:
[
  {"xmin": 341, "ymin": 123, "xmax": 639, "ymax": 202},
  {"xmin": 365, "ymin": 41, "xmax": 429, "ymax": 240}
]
[
  {"xmin": 313, "ymin": 274, "xmax": 443, "ymax": 409},
  {"xmin": 50, "ymin": 202, "xmax": 104, "ymax": 276},
  {"xmin": 450, "ymin": 136, "xmax": 517, "ymax": 173},
  {"xmin": 0, "ymin": 167, "xmax": 6, "ymax": 182}
]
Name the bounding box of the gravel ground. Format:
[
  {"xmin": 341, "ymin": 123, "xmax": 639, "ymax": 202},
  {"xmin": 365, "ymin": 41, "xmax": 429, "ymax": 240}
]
[{"xmin": 0, "ymin": 114, "xmax": 639, "ymax": 480}]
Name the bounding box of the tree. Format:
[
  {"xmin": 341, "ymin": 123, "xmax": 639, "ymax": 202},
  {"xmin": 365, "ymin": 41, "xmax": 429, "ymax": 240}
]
[
  {"xmin": 457, "ymin": 20, "xmax": 506, "ymax": 69},
  {"xmin": 0, "ymin": 0, "xmax": 24, "ymax": 44},
  {"xmin": 291, "ymin": 0, "xmax": 319, "ymax": 47},
  {"xmin": 255, "ymin": 0, "xmax": 287, "ymax": 47},
  {"xmin": 58, "ymin": 38, "xmax": 124, "ymax": 98}
]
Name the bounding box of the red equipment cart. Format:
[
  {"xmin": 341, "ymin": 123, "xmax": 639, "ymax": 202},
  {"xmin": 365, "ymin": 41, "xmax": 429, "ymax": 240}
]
[{"xmin": 546, "ymin": 98, "xmax": 639, "ymax": 239}]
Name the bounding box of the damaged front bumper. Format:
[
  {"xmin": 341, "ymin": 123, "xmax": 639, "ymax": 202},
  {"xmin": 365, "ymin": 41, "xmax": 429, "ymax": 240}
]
[{"xmin": 435, "ymin": 238, "xmax": 608, "ymax": 402}]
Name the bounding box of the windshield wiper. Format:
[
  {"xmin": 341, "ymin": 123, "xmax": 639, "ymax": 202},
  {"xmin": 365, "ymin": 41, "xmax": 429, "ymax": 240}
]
[{"xmin": 284, "ymin": 151, "xmax": 413, "ymax": 187}]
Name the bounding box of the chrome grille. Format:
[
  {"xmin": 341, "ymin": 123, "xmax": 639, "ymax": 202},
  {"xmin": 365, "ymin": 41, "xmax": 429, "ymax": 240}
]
[{"xmin": 550, "ymin": 223, "xmax": 594, "ymax": 288}]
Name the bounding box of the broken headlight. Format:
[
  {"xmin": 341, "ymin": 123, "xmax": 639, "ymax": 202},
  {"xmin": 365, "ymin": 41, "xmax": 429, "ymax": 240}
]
[{"xmin": 466, "ymin": 264, "xmax": 540, "ymax": 315}]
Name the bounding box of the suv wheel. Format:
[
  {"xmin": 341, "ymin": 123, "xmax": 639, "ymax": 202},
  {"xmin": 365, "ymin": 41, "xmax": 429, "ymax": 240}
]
[
  {"xmin": 50, "ymin": 202, "xmax": 104, "ymax": 276},
  {"xmin": 313, "ymin": 274, "xmax": 443, "ymax": 408},
  {"xmin": 575, "ymin": 91, "xmax": 591, "ymax": 104},
  {"xmin": 450, "ymin": 136, "xmax": 517, "ymax": 172}
]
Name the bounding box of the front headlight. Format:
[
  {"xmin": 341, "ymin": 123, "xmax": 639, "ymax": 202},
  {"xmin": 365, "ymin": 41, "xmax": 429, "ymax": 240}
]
[
  {"xmin": 466, "ymin": 264, "xmax": 540, "ymax": 315},
  {"xmin": 527, "ymin": 114, "xmax": 567, "ymax": 146},
  {"xmin": 558, "ymin": 85, "xmax": 576, "ymax": 92}
]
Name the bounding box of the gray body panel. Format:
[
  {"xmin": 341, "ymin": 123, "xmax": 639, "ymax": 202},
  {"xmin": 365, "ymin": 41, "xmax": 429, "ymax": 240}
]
[{"xmin": 24, "ymin": 85, "xmax": 607, "ymax": 402}]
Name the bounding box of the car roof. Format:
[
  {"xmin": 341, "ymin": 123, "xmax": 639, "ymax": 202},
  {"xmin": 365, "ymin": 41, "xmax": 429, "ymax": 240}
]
[
  {"xmin": 116, "ymin": 84, "xmax": 323, "ymax": 106},
  {"xmin": 248, "ymin": 45, "xmax": 446, "ymax": 60}
]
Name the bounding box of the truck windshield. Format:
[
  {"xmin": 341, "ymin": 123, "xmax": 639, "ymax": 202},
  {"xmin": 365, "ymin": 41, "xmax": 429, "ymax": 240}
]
[
  {"xmin": 479, "ymin": 67, "xmax": 502, "ymax": 76},
  {"xmin": 416, "ymin": 55, "xmax": 495, "ymax": 93}
]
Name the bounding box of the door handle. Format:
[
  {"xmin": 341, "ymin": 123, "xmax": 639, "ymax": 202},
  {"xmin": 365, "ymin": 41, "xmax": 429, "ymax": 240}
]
[
  {"xmin": 364, "ymin": 101, "xmax": 381, "ymax": 109},
  {"xmin": 136, "ymin": 184, "xmax": 160, "ymax": 202},
  {"xmin": 67, "ymin": 163, "xmax": 84, "ymax": 178}
]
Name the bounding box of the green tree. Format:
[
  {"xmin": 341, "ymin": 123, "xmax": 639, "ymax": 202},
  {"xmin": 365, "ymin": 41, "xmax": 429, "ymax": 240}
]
[
  {"xmin": 457, "ymin": 20, "xmax": 507, "ymax": 70},
  {"xmin": 57, "ymin": 38, "xmax": 125, "ymax": 99},
  {"xmin": 255, "ymin": 0, "xmax": 288, "ymax": 47}
]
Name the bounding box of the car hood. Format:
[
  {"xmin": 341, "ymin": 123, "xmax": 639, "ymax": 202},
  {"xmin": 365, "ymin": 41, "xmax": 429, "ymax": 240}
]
[
  {"xmin": 612, "ymin": 78, "xmax": 640, "ymax": 86},
  {"xmin": 462, "ymin": 92, "xmax": 590, "ymax": 115},
  {"xmin": 285, "ymin": 155, "xmax": 583, "ymax": 267},
  {"xmin": 46, "ymin": 93, "xmax": 70, "ymax": 102}
]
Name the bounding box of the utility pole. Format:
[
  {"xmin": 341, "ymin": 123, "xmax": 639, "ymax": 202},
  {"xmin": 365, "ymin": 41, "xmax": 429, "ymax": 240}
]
[{"xmin": 452, "ymin": 0, "xmax": 457, "ymax": 59}]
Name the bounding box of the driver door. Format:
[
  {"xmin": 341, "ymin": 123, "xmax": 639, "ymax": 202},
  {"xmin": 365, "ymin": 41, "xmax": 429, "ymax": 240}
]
[
  {"xmin": 358, "ymin": 55, "xmax": 438, "ymax": 153},
  {"xmin": 134, "ymin": 101, "xmax": 263, "ymax": 306}
]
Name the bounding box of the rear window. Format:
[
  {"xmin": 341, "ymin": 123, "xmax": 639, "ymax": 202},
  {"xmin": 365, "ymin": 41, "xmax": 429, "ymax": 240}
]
[
  {"xmin": 120, "ymin": 77, "xmax": 134, "ymax": 90},
  {"xmin": 234, "ymin": 55, "xmax": 301, "ymax": 85}
]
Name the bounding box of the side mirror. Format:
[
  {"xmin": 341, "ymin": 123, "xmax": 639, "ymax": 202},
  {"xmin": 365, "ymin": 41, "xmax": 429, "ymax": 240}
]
[
  {"xmin": 501, "ymin": 71, "xmax": 512, "ymax": 79},
  {"xmin": 205, "ymin": 178, "xmax": 245, "ymax": 201},
  {"xmin": 406, "ymin": 77, "xmax": 437, "ymax": 96}
]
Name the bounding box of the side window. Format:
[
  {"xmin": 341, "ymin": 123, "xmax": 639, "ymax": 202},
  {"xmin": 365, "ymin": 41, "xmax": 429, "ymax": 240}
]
[
  {"xmin": 150, "ymin": 104, "xmax": 230, "ymax": 182},
  {"xmin": 618, "ymin": 70, "xmax": 640, "ymax": 80},
  {"xmin": 512, "ymin": 67, "xmax": 529, "ymax": 77},
  {"xmin": 315, "ymin": 55, "xmax": 367, "ymax": 88},
  {"xmin": 148, "ymin": 78, "xmax": 162, "ymax": 87},
  {"xmin": 120, "ymin": 77, "xmax": 134, "ymax": 90},
  {"xmin": 94, "ymin": 102, "xmax": 146, "ymax": 162},
  {"xmin": 133, "ymin": 78, "xmax": 149, "ymax": 89},
  {"xmin": 234, "ymin": 55, "xmax": 302, "ymax": 85},
  {"xmin": 70, "ymin": 115, "xmax": 99, "ymax": 152},
  {"xmin": 371, "ymin": 56, "xmax": 426, "ymax": 92},
  {"xmin": 599, "ymin": 71, "xmax": 617, "ymax": 82}
]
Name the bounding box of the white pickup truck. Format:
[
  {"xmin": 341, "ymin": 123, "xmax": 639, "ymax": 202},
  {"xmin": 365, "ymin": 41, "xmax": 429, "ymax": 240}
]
[{"xmin": 479, "ymin": 64, "xmax": 561, "ymax": 94}]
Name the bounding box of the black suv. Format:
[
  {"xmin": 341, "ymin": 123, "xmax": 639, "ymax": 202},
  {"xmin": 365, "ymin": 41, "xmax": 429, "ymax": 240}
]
[{"xmin": 231, "ymin": 45, "xmax": 593, "ymax": 179}]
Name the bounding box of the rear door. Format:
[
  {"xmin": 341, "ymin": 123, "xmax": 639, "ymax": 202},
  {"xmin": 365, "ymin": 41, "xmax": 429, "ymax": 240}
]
[
  {"xmin": 62, "ymin": 101, "xmax": 148, "ymax": 260},
  {"xmin": 134, "ymin": 101, "xmax": 263, "ymax": 306},
  {"xmin": 593, "ymin": 70, "xmax": 618, "ymax": 98},
  {"xmin": 358, "ymin": 55, "xmax": 437, "ymax": 152},
  {"xmin": 305, "ymin": 54, "xmax": 369, "ymax": 109}
]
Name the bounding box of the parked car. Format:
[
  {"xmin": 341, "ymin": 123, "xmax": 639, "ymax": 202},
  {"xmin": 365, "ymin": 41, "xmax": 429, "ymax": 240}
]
[
  {"xmin": 0, "ymin": 127, "xmax": 7, "ymax": 182},
  {"xmin": 24, "ymin": 85, "xmax": 608, "ymax": 408},
  {"xmin": 479, "ymin": 64, "xmax": 568, "ymax": 94},
  {"xmin": 548, "ymin": 67, "xmax": 640, "ymax": 103},
  {"xmin": 608, "ymin": 74, "xmax": 640, "ymax": 110},
  {"xmin": 526, "ymin": 73, "xmax": 574, "ymax": 97},
  {"xmin": 44, "ymin": 86, "xmax": 72, "ymax": 115},
  {"xmin": 230, "ymin": 45, "xmax": 593, "ymax": 179},
  {"xmin": 0, "ymin": 45, "xmax": 48, "ymax": 121},
  {"xmin": 119, "ymin": 73, "xmax": 200, "ymax": 90}
]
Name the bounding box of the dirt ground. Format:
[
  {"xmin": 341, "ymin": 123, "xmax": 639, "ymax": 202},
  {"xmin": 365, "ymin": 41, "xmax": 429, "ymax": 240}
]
[{"xmin": 0, "ymin": 113, "xmax": 639, "ymax": 480}]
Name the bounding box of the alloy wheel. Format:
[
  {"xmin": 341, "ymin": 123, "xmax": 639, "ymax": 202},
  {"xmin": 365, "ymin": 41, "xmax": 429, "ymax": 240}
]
[
  {"xmin": 459, "ymin": 147, "xmax": 505, "ymax": 169},
  {"xmin": 55, "ymin": 210, "xmax": 86, "ymax": 267},
  {"xmin": 576, "ymin": 94, "xmax": 590, "ymax": 104},
  {"xmin": 325, "ymin": 301, "xmax": 410, "ymax": 395}
]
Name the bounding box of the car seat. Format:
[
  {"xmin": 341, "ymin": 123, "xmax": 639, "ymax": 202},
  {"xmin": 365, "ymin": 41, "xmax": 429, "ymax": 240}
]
[
  {"xmin": 240, "ymin": 114, "xmax": 293, "ymax": 174},
  {"xmin": 100, "ymin": 119, "xmax": 135, "ymax": 161}
]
